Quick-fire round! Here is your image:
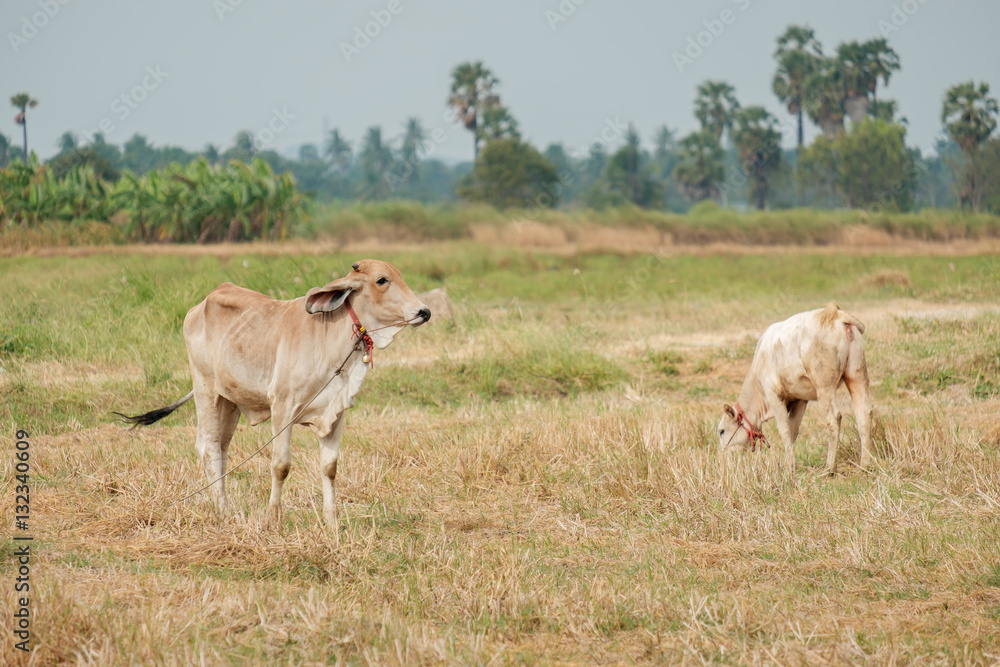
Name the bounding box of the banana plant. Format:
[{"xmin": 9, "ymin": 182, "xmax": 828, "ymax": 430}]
[{"xmin": 2, "ymin": 154, "xmax": 305, "ymax": 242}]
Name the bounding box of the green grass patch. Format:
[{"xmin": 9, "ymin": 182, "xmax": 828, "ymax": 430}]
[{"xmin": 369, "ymin": 340, "xmax": 627, "ymax": 407}]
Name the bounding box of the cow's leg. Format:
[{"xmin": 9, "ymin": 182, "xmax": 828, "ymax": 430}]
[
  {"xmin": 816, "ymin": 388, "xmax": 841, "ymax": 474},
  {"xmin": 217, "ymin": 400, "xmax": 240, "ymax": 490},
  {"xmin": 787, "ymin": 400, "xmax": 808, "ymax": 442},
  {"xmin": 846, "ymin": 374, "xmax": 874, "ymax": 470},
  {"xmin": 267, "ymin": 415, "xmax": 294, "ymax": 524},
  {"xmin": 319, "ymin": 415, "xmax": 346, "ymax": 531},
  {"xmin": 766, "ymin": 391, "xmax": 796, "ymax": 473},
  {"xmin": 194, "ymin": 393, "xmax": 240, "ymax": 512}
]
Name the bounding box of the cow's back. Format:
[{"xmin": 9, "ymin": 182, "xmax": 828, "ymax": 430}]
[
  {"xmin": 754, "ymin": 308, "xmax": 858, "ymax": 400},
  {"xmin": 184, "ymin": 283, "xmax": 291, "ymax": 412}
]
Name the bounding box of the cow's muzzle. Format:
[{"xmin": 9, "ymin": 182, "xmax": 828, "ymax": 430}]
[{"xmin": 413, "ymin": 307, "xmax": 431, "ymax": 325}]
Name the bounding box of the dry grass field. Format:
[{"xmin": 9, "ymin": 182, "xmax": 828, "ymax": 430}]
[{"xmin": 2, "ymin": 241, "xmax": 1000, "ymax": 664}]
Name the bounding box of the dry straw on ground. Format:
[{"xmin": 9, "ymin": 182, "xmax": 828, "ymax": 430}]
[{"xmin": 1, "ymin": 243, "xmax": 999, "ymax": 664}]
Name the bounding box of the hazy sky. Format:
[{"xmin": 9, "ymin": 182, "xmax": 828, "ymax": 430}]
[{"xmin": 2, "ymin": 0, "xmax": 998, "ymax": 163}]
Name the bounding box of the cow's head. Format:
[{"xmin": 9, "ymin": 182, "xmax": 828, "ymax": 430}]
[
  {"xmin": 717, "ymin": 404, "xmax": 748, "ymax": 452},
  {"xmin": 304, "ymin": 259, "xmax": 430, "ymax": 348}
]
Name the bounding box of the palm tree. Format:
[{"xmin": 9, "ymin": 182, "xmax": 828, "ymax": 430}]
[
  {"xmin": 652, "ymin": 125, "xmax": 678, "ymax": 180},
  {"xmin": 323, "ymin": 129, "xmax": 352, "ymax": 172},
  {"xmin": 10, "ymin": 93, "xmax": 38, "ymax": 160},
  {"xmin": 731, "ymin": 107, "xmax": 783, "ymax": 209},
  {"xmin": 228, "ymin": 131, "xmax": 256, "ymax": 162},
  {"xmin": 653, "ymin": 125, "xmax": 676, "ymax": 160},
  {"xmin": 359, "ymin": 126, "xmax": 394, "ymax": 199},
  {"xmin": 835, "ymin": 41, "xmax": 872, "ymax": 123},
  {"xmin": 608, "ymin": 125, "xmax": 642, "ymax": 205},
  {"xmin": 57, "ymin": 131, "xmax": 78, "ymax": 154},
  {"xmin": 775, "ymin": 24, "xmax": 822, "ymax": 57},
  {"xmin": 399, "ymin": 117, "xmax": 427, "ymax": 182},
  {"xmin": 804, "ymin": 58, "xmax": 847, "ymax": 139},
  {"xmin": 863, "ymin": 38, "xmax": 900, "ymax": 116},
  {"xmin": 942, "ymin": 81, "xmax": 999, "ymax": 210},
  {"xmin": 941, "ymin": 81, "xmax": 998, "ymax": 153},
  {"xmin": 447, "ymin": 61, "xmax": 499, "ymax": 160},
  {"xmin": 772, "ymin": 25, "xmax": 822, "ymax": 151},
  {"xmin": 203, "ymin": 143, "xmax": 220, "ymax": 165},
  {"xmin": 694, "ymin": 80, "xmax": 740, "ymax": 143},
  {"xmin": 673, "ymin": 130, "xmax": 726, "ymax": 202}
]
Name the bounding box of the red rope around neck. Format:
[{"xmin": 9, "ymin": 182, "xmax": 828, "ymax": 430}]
[
  {"xmin": 734, "ymin": 403, "xmax": 767, "ymax": 452},
  {"xmin": 345, "ymin": 300, "xmax": 375, "ymax": 368}
]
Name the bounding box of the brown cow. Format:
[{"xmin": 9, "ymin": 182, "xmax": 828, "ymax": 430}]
[{"xmin": 117, "ymin": 259, "xmax": 430, "ymax": 527}]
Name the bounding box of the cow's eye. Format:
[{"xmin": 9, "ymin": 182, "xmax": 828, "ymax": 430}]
[
  {"xmin": 719, "ymin": 430, "xmax": 725, "ymax": 436},
  {"xmin": 376, "ymin": 277, "xmax": 388, "ymax": 285}
]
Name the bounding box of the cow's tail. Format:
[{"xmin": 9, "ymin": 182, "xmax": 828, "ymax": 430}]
[
  {"xmin": 113, "ymin": 390, "xmax": 194, "ymax": 428},
  {"xmin": 840, "ymin": 311, "xmax": 866, "ymax": 335},
  {"xmin": 840, "ymin": 312, "xmax": 868, "ymax": 379},
  {"xmin": 820, "ymin": 301, "xmax": 867, "ymax": 335}
]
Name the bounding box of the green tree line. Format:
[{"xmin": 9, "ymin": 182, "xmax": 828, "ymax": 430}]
[{"xmin": 3, "ymin": 23, "xmax": 1000, "ymax": 238}]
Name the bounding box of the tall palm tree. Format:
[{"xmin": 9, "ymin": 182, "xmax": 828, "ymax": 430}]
[
  {"xmin": 942, "ymin": 81, "xmax": 998, "ymax": 152},
  {"xmin": 775, "ymin": 24, "xmax": 822, "ymax": 57},
  {"xmin": 772, "ymin": 25, "xmax": 822, "ymax": 151},
  {"xmin": 323, "ymin": 129, "xmax": 352, "ymax": 172},
  {"xmin": 447, "ymin": 61, "xmax": 499, "ymax": 160},
  {"xmin": 400, "ymin": 117, "xmax": 426, "ymax": 167},
  {"xmin": 804, "ymin": 58, "xmax": 847, "ymax": 139},
  {"xmin": 863, "ymin": 38, "xmax": 900, "ymax": 116},
  {"xmin": 359, "ymin": 126, "xmax": 394, "ymax": 199},
  {"xmin": 835, "ymin": 41, "xmax": 872, "ymax": 123},
  {"xmin": 694, "ymin": 80, "xmax": 740, "ymax": 143},
  {"xmin": 10, "ymin": 93, "xmax": 38, "ymax": 160},
  {"xmin": 399, "ymin": 117, "xmax": 427, "ymax": 186},
  {"xmin": 942, "ymin": 81, "xmax": 999, "ymax": 210},
  {"xmin": 731, "ymin": 106, "xmax": 783, "ymax": 209}
]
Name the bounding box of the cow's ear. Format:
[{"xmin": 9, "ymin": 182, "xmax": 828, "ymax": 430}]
[
  {"xmin": 305, "ymin": 275, "xmax": 364, "ymax": 314},
  {"xmin": 723, "ymin": 404, "xmax": 736, "ymax": 418}
]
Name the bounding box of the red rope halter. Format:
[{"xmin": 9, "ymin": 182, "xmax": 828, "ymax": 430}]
[
  {"xmin": 734, "ymin": 403, "xmax": 767, "ymax": 452},
  {"xmin": 345, "ymin": 300, "xmax": 375, "ymax": 368}
]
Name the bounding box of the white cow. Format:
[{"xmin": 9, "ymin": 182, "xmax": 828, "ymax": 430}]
[
  {"xmin": 717, "ymin": 301, "xmax": 873, "ymax": 474},
  {"xmin": 117, "ymin": 259, "xmax": 430, "ymax": 527}
]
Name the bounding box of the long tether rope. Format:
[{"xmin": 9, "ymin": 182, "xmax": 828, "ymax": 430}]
[{"xmin": 171, "ymin": 316, "xmax": 420, "ymax": 507}]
